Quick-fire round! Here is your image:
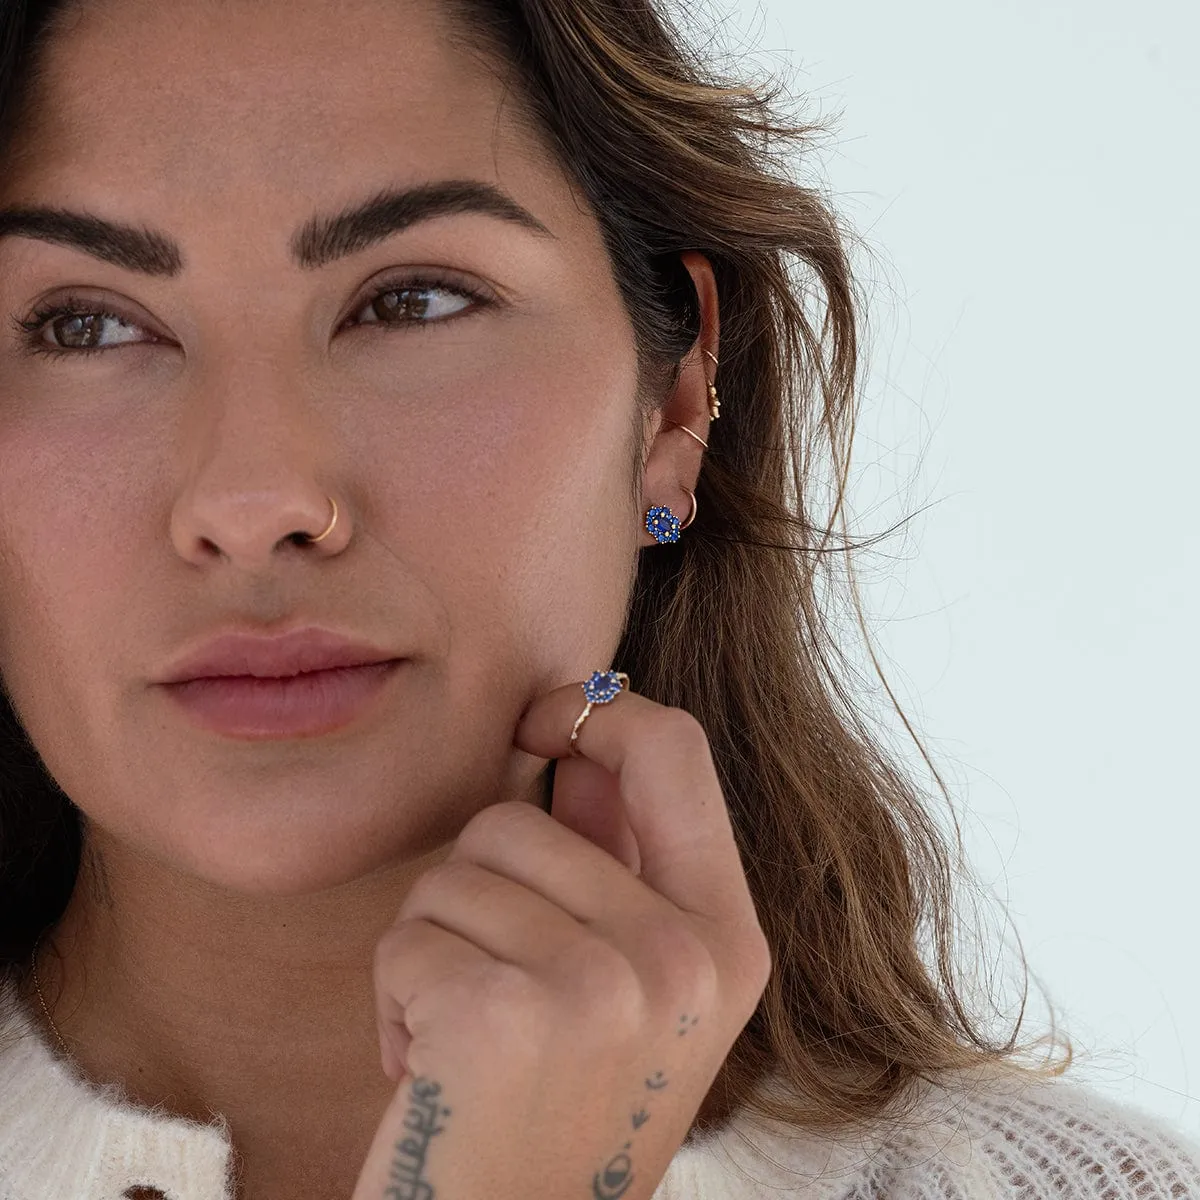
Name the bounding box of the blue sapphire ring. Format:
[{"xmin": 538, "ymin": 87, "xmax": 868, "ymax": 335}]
[{"xmin": 568, "ymin": 670, "xmax": 631, "ymax": 757}]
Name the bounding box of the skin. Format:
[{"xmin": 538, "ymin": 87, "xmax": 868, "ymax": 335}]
[{"xmin": 0, "ymin": 0, "xmax": 719, "ymax": 1195}]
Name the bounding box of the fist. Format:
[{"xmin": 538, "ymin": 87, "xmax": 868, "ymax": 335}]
[{"xmin": 350, "ymin": 674, "xmax": 772, "ymax": 1200}]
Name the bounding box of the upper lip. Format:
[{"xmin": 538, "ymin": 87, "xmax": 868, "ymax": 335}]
[{"xmin": 159, "ymin": 626, "xmax": 402, "ymax": 683}]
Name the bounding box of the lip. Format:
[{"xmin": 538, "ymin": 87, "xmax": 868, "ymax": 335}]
[
  {"xmin": 159, "ymin": 627, "xmax": 401, "ymax": 683},
  {"xmin": 160, "ymin": 660, "xmax": 403, "ymax": 739},
  {"xmin": 156, "ymin": 626, "xmax": 405, "ymax": 740}
]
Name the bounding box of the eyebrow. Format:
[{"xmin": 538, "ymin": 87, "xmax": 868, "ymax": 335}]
[{"xmin": 0, "ymin": 179, "xmax": 555, "ymax": 278}]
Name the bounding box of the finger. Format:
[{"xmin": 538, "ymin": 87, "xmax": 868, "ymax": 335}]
[
  {"xmin": 446, "ymin": 800, "xmax": 668, "ymax": 938},
  {"xmin": 512, "ymin": 676, "xmax": 754, "ymax": 930},
  {"xmin": 373, "ymin": 917, "xmax": 494, "ymax": 1078},
  {"xmin": 394, "ymin": 858, "xmax": 595, "ymax": 987},
  {"xmin": 438, "ymin": 807, "xmax": 720, "ymax": 1036}
]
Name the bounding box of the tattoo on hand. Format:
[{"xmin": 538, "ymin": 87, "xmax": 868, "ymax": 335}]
[
  {"xmin": 591, "ymin": 1013, "xmax": 700, "ymax": 1200},
  {"xmin": 385, "ymin": 1077, "xmax": 451, "ymax": 1200},
  {"xmin": 593, "ymin": 1146, "xmax": 635, "ymax": 1199}
]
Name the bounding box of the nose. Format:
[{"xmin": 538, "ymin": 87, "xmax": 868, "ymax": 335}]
[{"xmin": 169, "ymin": 367, "xmax": 350, "ymax": 567}]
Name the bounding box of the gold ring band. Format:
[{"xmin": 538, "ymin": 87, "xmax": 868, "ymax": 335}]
[{"xmin": 568, "ymin": 671, "xmax": 630, "ymax": 757}]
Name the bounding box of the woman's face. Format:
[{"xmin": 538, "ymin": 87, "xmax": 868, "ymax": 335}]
[{"xmin": 0, "ymin": 0, "xmax": 670, "ymax": 894}]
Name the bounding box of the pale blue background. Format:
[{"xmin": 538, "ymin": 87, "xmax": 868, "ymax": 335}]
[{"xmin": 711, "ymin": 0, "xmax": 1200, "ymax": 1133}]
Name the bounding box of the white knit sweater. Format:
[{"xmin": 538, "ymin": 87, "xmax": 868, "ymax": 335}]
[{"xmin": 2, "ymin": 974, "xmax": 1198, "ymax": 1199}]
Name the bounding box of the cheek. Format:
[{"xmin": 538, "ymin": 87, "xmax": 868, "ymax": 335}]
[
  {"xmin": 0, "ymin": 415, "xmax": 141, "ymax": 737},
  {"xmin": 0, "ymin": 325, "xmax": 641, "ymax": 772},
  {"xmin": 351, "ymin": 341, "xmax": 638, "ymax": 670}
]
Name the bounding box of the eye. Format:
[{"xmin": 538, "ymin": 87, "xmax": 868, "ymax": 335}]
[
  {"xmin": 350, "ymin": 273, "xmax": 488, "ymax": 329},
  {"xmin": 11, "ymin": 299, "xmax": 147, "ymax": 357},
  {"xmin": 9, "ymin": 272, "xmax": 493, "ymax": 361}
]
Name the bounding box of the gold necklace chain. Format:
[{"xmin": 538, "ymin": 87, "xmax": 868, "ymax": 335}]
[{"xmin": 30, "ymin": 934, "xmax": 70, "ymax": 1056}]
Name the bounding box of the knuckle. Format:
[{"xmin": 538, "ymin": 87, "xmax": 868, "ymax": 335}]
[
  {"xmin": 400, "ymin": 868, "xmax": 446, "ymax": 914},
  {"xmin": 561, "ymin": 937, "xmax": 643, "ymax": 1016},
  {"xmin": 478, "ymin": 958, "xmax": 539, "ymax": 1009},
  {"xmin": 742, "ymin": 924, "xmax": 774, "ymax": 993},
  {"xmin": 375, "ymin": 917, "xmax": 416, "ymax": 960},
  {"xmin": 560, "ymin": 952, "xmax": 645, "ymax": 1045},
  {"xmin": 404, "ymin": 965, "xmax": 479, "ymax": 1041},
  {"xmin": 476, "ymin": 961, "xmax": 549, "ymax": 1051},
  {"xmin": 683, "ymin": 935, "xmax": 723, "ymax": 1004},
  {"xmin": 372, "ymin": 929, "xmax": 396, "ymax": 976},
  {"xmin": 661, "ymin": 707, "xmax": 709, "ymax": 749},
  {"xmin": 373, "ymin": 917, "xmax": 424, "ymax": 982},
  {"xmin": 647, "ymin": 917, "xmax": 720, "ymax": 1000},
  {"xmin": 457, "ymin": 799, "xmax": 537, "ymax": 852},
  {"xmin": 632, "ymin": 708, "xmax": 712, "ymax": 776},
  {"xmin": 402, "ymin": 858, "xmax": 482, "ymax": 913}
]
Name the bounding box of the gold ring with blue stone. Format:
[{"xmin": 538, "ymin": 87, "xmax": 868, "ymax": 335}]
[{"xmin": 568, "ymin": 670, "xmax": 631, "ymax": 757}]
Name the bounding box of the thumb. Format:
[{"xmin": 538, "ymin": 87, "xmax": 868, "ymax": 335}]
[{"xmin": 548, "ymin": 754, "xmax": 642, "ymax": 876}]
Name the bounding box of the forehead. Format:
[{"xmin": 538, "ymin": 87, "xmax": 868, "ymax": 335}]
[{"xmin": 4, "ymin": 0, "xmax": 559, "ymax": 224}]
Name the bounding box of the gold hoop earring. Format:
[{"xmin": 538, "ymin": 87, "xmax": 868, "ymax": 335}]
[
  {"xmin": 680, "ymin": 486, "xmax": 698, "ymax": 529},
  {"xmin": 663, "ymin": 420, "xmax": 709, "ymax": 449}
]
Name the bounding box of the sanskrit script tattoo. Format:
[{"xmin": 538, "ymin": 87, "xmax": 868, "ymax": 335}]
[
  {"xmin": 384, "ymin": 1077, "xmax": 450, "ymax": 1200},
  {"xmin": 591, "ymin": 1012, "xmax": 701, "ymax": 1200}
]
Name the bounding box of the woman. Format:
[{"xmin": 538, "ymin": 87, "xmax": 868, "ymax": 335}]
[{"xmin": 0, "ymin": 0, "xmax": 1195, "ymax": 1197}]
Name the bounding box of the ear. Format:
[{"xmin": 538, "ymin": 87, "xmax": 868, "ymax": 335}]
[{"xmin": 638, "ymin": 251, "xmax": 720, "ymax": 547}]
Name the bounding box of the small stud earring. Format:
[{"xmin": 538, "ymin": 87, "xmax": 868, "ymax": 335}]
[
  {"xmin": 644, "ymin": 488, "xmax": 698, "ymax": 544},
  {"xmin": 645, "ymin": 504, "xmax": 680, "ymax": 544}
]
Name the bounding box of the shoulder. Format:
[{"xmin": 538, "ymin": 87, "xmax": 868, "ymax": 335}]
[{"xmin": 656, "ymin": 1064, "xmax": 1200, "ymax": 1200}]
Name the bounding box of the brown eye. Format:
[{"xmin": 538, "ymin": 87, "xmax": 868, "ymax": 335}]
[
  {"xmin": 353, "ymin": 278, "xmax": 480, "ymax": 328},
  {"xmin": 51, "ymin": 312, "xmax": 112, "ymax": 349},
  {"xmin": 12, "ymin": 301, "xmax": 148, "ymax": 358}
]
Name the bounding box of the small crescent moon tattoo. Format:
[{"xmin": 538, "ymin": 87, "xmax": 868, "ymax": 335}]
[{"xmin": 593, "ymin": 1152, "xmax": 634, "ymax": 1199}]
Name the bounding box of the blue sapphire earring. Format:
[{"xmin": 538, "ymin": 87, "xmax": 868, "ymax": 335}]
[
  {"xmin": 645, "ymin": 487, "xmax": 698, "ymax": 544},
  {"xmin": 643, "ymin": 346, "xmax": 716, "ymax": 544}
]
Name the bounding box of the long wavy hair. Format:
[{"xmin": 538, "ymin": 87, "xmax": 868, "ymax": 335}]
[{"xmin": 0, "ymin": 0, "xmax": 1071, "ymax": 1140}]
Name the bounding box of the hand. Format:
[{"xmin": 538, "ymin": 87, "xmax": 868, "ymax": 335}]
[{"xmin": 349, "ymin": 676, "xmax": 773, "ymax": 1200}]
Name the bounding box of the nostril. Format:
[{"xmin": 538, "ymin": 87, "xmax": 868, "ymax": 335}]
[{"xmin": 123, "ymin": 1187, "xmax": 170, "ymax": 1199}]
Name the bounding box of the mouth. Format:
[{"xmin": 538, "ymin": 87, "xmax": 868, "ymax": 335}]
[{"xmin": 160, "ymin": 660, "xmax": 404, "ymax": 740}]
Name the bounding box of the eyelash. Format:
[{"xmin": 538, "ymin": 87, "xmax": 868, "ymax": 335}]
[{"xmin": 8, "ymin": 272, "xmax": 493, "ymax": 360}]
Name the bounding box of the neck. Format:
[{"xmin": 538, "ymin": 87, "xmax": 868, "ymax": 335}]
[{"xmin": 23, "ymin": 827, "xmax": 466, "ymax": 1193}]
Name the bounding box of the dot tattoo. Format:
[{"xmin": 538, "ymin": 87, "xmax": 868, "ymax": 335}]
[{"xmin": 593, "ymin": 1014, "xmax": 696, "ymax": 1199}]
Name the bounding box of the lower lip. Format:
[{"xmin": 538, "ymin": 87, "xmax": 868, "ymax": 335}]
[{"xmin": 160, "ymin": 661, "xmax": 402, "ymax": 739}]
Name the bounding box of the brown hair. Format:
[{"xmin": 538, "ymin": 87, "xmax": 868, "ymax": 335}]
[{"xmin": 0, "ymin": 0, "xmax": 1072, "ymax": 1140}]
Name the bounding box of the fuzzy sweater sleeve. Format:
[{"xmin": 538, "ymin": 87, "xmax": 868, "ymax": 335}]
[
  {"xmin": 650, "ymin": 1066, "xmax": 1200, "ymax": 1199},
  {"xmin": 4, "ymin": 968, "xmax": 1199, "ymax": 1200},
  {"xmin": 881, "ymin": 1067, "xmax": 1200, "ymax": 1199}
]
